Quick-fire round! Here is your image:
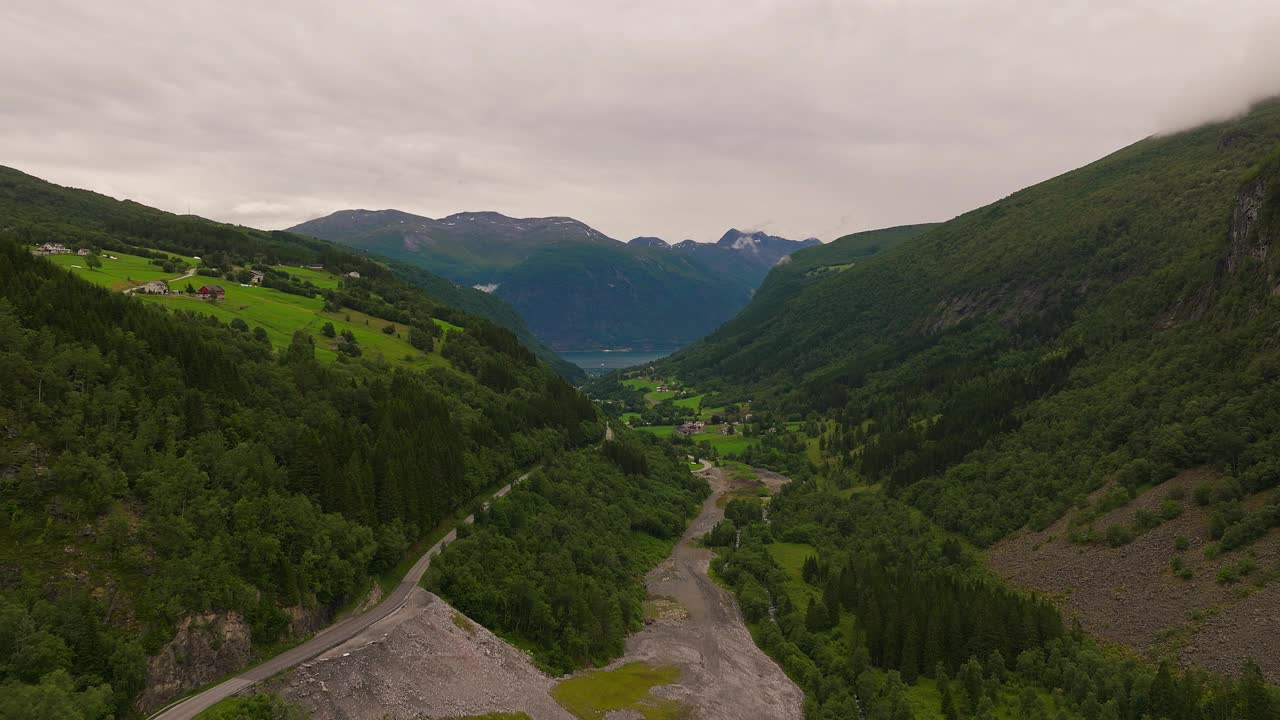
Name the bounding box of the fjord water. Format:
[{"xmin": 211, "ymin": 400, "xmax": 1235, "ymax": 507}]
[{"xmin": 559, "ymin": 350, "xmax": 670, "ymax": 375}]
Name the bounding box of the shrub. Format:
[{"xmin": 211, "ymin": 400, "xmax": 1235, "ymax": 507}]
[
  {"xmin": 1193, "ymin": 483, "xmax": 1213, "ymax": 506},
  {"xmin": 1177, "ymin": 567, "xmax": 1194, "ymax": 580},
  {"xmin": 1105, "ymin": 525, "xmax": 1134, "ymax": 548},
  {"xmin": 1173, "ymin": 536, "xmax": 1190, "ymax": 551},
  {"xmin": 1134, "ymin": 509, "xmax": 1159, "ymax": 530},
  {"xmin": 1203, "ymin": 542, "xmax": 1222, "ymax": 560},
  {"xmin": 1216, "ymin": 566, "xmax": 1238, "ymax": 585},
  {"xmin": 1158, "ymin": 499, "xmax": 1183, "ymax": 521}
]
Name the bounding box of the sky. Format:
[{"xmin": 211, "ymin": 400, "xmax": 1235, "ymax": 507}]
[{"xmin": 3, "ymin": 1, "xmax": 1280, "ymax": 243}]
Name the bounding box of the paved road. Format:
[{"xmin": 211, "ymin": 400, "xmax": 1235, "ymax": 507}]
[{"xmin": 149, "ymin": 469, "xmax": 537, "ymax": 720}]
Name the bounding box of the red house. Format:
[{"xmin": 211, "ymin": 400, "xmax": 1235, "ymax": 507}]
[{"xmin": 196, "ymin": 284, "xmax": 225, "ymax": 300}]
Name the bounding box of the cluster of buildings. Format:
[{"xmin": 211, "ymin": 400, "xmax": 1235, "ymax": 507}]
[
  {"xmin": 32, "ymin": 242, "xmax": 91, "ymax": 256},
  {"xmin": 677, "ymin": 420, "xmax": 706, "ymax": 436}
]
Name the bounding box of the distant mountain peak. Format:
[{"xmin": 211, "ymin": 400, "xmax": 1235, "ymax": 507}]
[{"xmin": 628, "ymin": 236, "xmax": 671, "ymax": 249}]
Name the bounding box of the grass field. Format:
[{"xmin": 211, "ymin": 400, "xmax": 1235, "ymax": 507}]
[
  {"xmin": 623, "ymin": 378, "xmax": 659, "ymax": 392},
  {"xmin": 552, "ymin": 663, "xmax": 684, "ymax": 720},
  {"xmin": 46, "ymin": 250, "xmax": 182, "ymax": 291},
  {"xmin": 673, "ymin": 394, "xmax": 704, "ymax": 410},
  {"xmin": 273, "ymin": 264, "xmax": 343, "ymax": 290},
  {"xmin": 138, "ymin": 285, "xmax": 444, "ymax": 368},
  {"xmin": 767, "ymin": 542, "xmax": 820, "ymax": 609}
]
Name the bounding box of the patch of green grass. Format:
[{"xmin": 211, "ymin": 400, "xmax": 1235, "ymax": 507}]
[
  {"xmin": 635, "ymin": 425, "xmax": 677, "ymax": 437},
  {"xmin": 691, "ymin": 432, "xmax": 756, "ymax": 455},
  {"xmin": 767, "ymin": 542, "xmax": 820, "ymax": 609},
  {"xmin": 552, "ymin": 663, "xmax": 685, "ymax": 720},
  {"xmin": 623, "ymin": 378, "xmax": 659, "ymax": 392},
  {"xmin": 902, "ymin": 676, "xmax": 1067, "ymax": 720},
  {"xmin": 47, "ymin": 250, "xmax": 178, "ymax": 290},
  {"xmin": 272, "ymin": 264, "xmax": 342, "ymax": 289},
  {"xmin": 138, "ymin": 286, "xmax": 441, "ymax": 369},
  {"xmin": 673, "ymin": 394, "xmax": 704, "ymax": 409},
  {"xmin": 452, "ymin": 611, "xmax": 477, "ymax": 635}
]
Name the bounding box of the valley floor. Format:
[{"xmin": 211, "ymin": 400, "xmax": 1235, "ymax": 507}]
[
  {"xmin": 588, "ymin": 462, "xmax": 804, "ymax": 720},
  {"xmin": 269, "ymin": 462, "xmax": 803, "ymax": 720}
]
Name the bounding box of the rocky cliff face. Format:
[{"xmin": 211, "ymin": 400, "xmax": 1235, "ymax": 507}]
[
  {"xmin": 1226, "ymin": 175, "xmax": 1269, "ymax": 275},
  {"xmin": 137, "ymin": 611, "xmax": 253, "ymax": 713},
  {"xmin": 136, "ymin": 604, "xmax": 330, "ymax": 713}
]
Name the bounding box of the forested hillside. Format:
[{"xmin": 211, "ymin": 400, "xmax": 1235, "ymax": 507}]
[
  {"xmin": 425, "ymin": 434, "xmax": 706, "ymax": 673},
  {"xmin": 0, "ymin": 203, "xmax": 598, "ymax": 716},
  {"xmin": 0, "ymin": 166, "xmax": 582, "ymax": 379},
  {"xmin": 667, "ymin": 99, "xmax": 1280, "ymax": 546}
]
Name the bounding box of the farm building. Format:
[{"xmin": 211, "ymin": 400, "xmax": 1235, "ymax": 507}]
[
  {"xmin": 248, "ymin": 270, "xmax": 265, "ymax": 285},
  {"xmin": 196, "ymin": 284, "xmax": 225, "ymax": 300},
  {"xmin": 346, "ymin": 271, "xmax": 361, "ymax": 279},
  {"xmin": 677, "ymin": 421, "xmax": 706, "ymax": 436},
  {"xmin": 139, "ymin": 280, "xmax": 169, "ymax": 294},
  {"xmin": 34, "ymin": 242, "xmax": 71, "ymax": 255},
  {"xmin": 76, "ymin": 248, "xmax": 91, "ymax": 256}
]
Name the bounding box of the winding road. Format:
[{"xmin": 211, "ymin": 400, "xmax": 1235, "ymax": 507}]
[{"xmin": 148, "ymin": 468, "xmax": 537, "ymax": 720}]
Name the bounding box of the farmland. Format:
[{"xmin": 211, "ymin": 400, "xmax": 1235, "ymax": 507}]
[
  {"xmin": 137, "ymin": 284, "xmax": 447, "ymax": 368},
  {"xmin": 46, "ymin": 250, "xmax": 186, "ymax": 290}
]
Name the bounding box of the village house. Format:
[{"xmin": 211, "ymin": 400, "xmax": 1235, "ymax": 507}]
[
  {"xmin": 248, "ymin": 270, "xmax": 265, "ymax": 285},
  {"xmin": 139, "ymin": 280, "xmax": 169, "ymax": 294},
  {"xmin": 196, "ymin": 284, "xmax": 226, "ymax": 300},
  {"xmin": 346, "ymin": 270, "xmax": 361, "ymax": 279},
  {"xmin": 677, "ymin": 420, "xmax": 706, "ymax": 436},
  {"xmin": 34, "ymin": 242, "xmax": 71, "ymax": 255},
  {"xmin": 305, "ymin": 264, "xmax": 324, "ymax": 271},
  {"xmin": 76, "ymin": 248, "xmax": 91, "ymax": 256}
]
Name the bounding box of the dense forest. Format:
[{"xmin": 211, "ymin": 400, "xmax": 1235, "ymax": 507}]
[
  {"xmin": 0, "ymin": 219, "xmax": 597, "ymax": 716},
  {"xmin": 710, "ymin": 484, "xmax": 1277, "ymax": 719},
  {"xmin": 663, "ymin": 99, "xmax": 1280, "ymax": 548},
  {"xmin": 425, "ymin": 434, "xmax": 707, "ymax": 673}
]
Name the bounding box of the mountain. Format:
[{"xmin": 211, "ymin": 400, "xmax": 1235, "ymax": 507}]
[
  {"xmin": 0, "ymin": 167, "xmax": 603, "ymax": 714},
  {"xmin": 661, "ymin": 99, "xmax": 1280, "ymax": 681},
  {"xmin": 289, "ymin": 209, "xmax": 613, "ymax": 286},
  {"xmin": 290, "ymin": 210, "xmax": 820, "ymax": 351},
  {"xmin": 671, "ymin": 228, "xmax": 822, "ymax": 287},
  {"xmin": 0, "ymin": 169, "xmax": 581, "ymax": 380},
  {"xmin": 628, "ymin": 236, "xmax": 671, "ymax": 249}
]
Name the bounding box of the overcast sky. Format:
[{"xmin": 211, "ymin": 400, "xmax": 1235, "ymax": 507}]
[{"xmin": 3, "ymin": 1, "xmax": 1279, "ymax": 243}]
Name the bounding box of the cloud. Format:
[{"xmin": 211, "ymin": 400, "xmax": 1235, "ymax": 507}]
[{"xmin": 2, "ymin": 0, "xmax": 1279, "ymax": 242}]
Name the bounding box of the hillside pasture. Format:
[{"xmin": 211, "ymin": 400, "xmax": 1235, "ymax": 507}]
[{"xmin": 47, "ymin": 250, "xmax": 177, "ymax": 290}]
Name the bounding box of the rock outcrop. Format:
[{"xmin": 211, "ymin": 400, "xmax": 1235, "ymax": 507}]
[{"xmin": 137, "ymin": 611, "xmax": 253, "ymax": 713}]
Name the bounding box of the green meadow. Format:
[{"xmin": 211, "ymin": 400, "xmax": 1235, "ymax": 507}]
[
  {"xmin": 138, "ymin": 284, "xmax": 447, "ymax": 368},
  {"xmin": 273, "ymin": 264, "xmax": 343, "ymax": 289},
  {"xmin": 552, "ymin": 662, "xmax": 684, "ymax": 720},
  {"xmin": 47, "ymin": 250, "xmax": 184, "ymax": 290}
]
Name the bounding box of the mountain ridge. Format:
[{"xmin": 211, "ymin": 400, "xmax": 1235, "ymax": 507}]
[{"xmin": 289, "ymin": 209, "xmax": 823, "ymax": 350}]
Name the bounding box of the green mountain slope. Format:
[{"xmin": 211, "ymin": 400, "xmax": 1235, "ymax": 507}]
[
  {"xmin": 0, "ymin": 166, "xmax": 582, "ymax": 380},
  {"xmin": 667, "ymin": 98, "xmax": 1280, "ymax": 544},
  {"xmin": 0, "ymin": 175, "xmax": 601, "ymax": 715},
  {"xmin": 494, "ymin": 240, "xmax": 752, "ymax": 350},
  {"xmin": 290, "ymin": 210, "xmax": 819, "ymax": 351}
]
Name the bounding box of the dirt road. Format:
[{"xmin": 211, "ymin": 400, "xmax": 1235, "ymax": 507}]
[{"xmin": 607, "ymin": 462, "xmax": 804, "ymax": 720}]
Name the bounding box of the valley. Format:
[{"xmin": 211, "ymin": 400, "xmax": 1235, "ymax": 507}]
[
  {"xmin": 4, "ymin": 45, "xmax": 1280, "ymax": 720},
  {"xmin": 290, "ymin": 211, "xmax": 822, "ymax": 352}
]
